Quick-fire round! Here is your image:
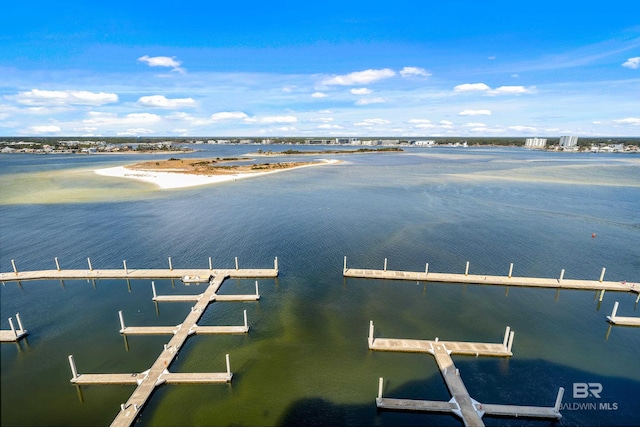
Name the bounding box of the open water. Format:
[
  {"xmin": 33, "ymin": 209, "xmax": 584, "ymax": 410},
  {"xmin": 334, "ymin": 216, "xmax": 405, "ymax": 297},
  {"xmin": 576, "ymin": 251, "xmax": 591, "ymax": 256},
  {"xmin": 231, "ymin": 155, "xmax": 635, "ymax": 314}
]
[{"xmin": 1, "ymin": 145, "xmax": 639, "ymax": 426}]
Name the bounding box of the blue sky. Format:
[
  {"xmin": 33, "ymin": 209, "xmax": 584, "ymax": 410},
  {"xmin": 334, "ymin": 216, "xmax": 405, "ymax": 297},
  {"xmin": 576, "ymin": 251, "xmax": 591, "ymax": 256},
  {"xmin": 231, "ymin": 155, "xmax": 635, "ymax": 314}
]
[{"xmin": 1, "ymin": 1, "xmax": 639, "ymax": 137}]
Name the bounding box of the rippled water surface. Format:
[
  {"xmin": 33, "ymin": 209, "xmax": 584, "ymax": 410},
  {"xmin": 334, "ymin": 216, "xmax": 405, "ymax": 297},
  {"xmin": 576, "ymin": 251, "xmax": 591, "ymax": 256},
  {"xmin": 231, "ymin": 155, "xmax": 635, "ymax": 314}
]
[{"xmin": 1, "ymin": 146, "xmax": 639, "ymax": 426}]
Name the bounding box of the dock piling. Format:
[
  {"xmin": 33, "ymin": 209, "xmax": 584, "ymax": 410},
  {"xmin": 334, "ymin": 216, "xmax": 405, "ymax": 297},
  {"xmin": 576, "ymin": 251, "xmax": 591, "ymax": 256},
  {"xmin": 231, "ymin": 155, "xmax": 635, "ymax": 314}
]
[
  {"xmin": 16, "ymin": 313, "xmax": 24, "ymax": 332},
  {"xmin": 235, "ymin": 257, "xmax": 238, "ymax": 271},
  {"xmin": 554, "ymin": 387, "xmax": 565, "ymax": 413},
  {"xmin": 68, "ymin": 355, "xmax": 79, "ymax": 379},
  {"xmin": 87, "ymin": 257, "xmax": 93, "ymax": 271},
  {"xmin": 465, "ymin": 261, "xmax": 469, "ymax": 276},
  {"xmin": 243, "ymin": 310, "xmax": 248, "ymax": 328},
  {"xmin": 599, "ymin": 289, "xmax": 605, "ymax": 302},
  {"xmin": 152, "ymin": 281, "xmax": 157, "ymax": 299},
  {"xmin": 208, "ymin": 257, "xmax": 212, "ymax": 271},
  {"xmin": 425, "ymin": 263, "xmax": 429, "ymax": 274},
  {"xmin": 11, "ymin": 259, "xmax": 17, "ymax": 274},
  {"xmin": 55, "ymin": 257, "xmax": 61, "ymax": 271},
  {"xmin": 610, "ymin": 301, "xmax": 619, "ymax": 318},
  {"xmin": 168, "ymin": 257, "xmax": 173, "ymax": 271},
  {"xmin": 8, "ymin": 317, "xmax": 16, "ymax": 337},
  {"xmin": 274, "ymin": 256, "xmax": 278, "ymax": 271},
  {"xmin": 226, "ymin": 354, "xmax": 231, "ymax": 377},
  {"xmin": 503, "ymin": 326, "xmax": 511, "ymax": 347},
  {"xmin": 507, "ymin": 330, "xmax": 515, "ymax": 353},
  {"xmin": 559, "ymin": 269, "xmax": 565, "ymax": 282},
  {"xmin": 255, "ymin": 281, "xmax": 259, "ymax": 297},
  {"xmin": 123, "ymin": 260, "xmax": 128, "ymax": 274},
  {"xmin": 508, "ymin": 263, "xmax": 513, "ymax": 278},
  {"xmin": 343, "ymin": 256, "xmax": 347, "ymax": 273},
  {"xmin": 118, "ymin": 310, "xmax": 125, "ymax": 332},
  {"xmin": 378, "ymin": 377, "xmax": 384, "ymax": 399},
  {"xmin": 368, "ymin": 321, "xmax": 374, "ymax": 346},
  {"xmin": 384, "ymin": 258, "xmax": 388, "ymax": 272},
  {"xmin": 599, "ymin": 267, "xmax": 606, "ymax": 282}
]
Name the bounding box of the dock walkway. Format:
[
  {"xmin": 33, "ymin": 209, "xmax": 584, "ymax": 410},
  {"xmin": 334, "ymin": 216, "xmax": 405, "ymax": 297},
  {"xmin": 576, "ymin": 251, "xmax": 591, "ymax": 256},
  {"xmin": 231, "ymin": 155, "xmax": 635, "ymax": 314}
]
[
  {"xmin": 0, "ymin": 313, "xmax": 27, "ymax": 342},
  {"xmin": 61, "ymin": 263, "xmax": 277, "ymax": 427},
  {"xmin": 343, "ymin": 259, "xmax": 638, "ymax": 296},
  {"xmin": 607, "ymin": 301, "xmax": 640, "ymax": 326},
  {"xmin": 369, "ymin": 321, "xmax": 563, "ymax": 426}
]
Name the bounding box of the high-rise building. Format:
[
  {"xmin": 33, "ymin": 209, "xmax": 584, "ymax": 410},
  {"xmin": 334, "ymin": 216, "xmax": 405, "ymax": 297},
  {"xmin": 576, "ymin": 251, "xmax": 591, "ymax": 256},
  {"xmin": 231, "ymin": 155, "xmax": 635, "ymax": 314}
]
[
  {"xmin": 559, "ymin": 135, "xmax": 578, "ymax": 147},
  {"xmin": 524, "ymin": 138, "xmax": 547, "ymax": 149}
]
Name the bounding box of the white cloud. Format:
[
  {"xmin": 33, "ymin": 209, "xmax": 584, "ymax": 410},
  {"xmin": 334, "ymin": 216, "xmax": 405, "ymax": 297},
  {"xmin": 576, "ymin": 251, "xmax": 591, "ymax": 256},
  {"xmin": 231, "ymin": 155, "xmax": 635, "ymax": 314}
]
[
  {"xmin": 407, "ymin": 119, "xmax": 432, "ymax": 124},
  {"xmin": 137, "ymin": 95, "xmax": 196, "ymax": 109},
  {"xmin": 210, "ymin": 111, "xmax": 249, "ymax": 121},
  {"xmin": 414, "ymin": 123, "xmax": 435, "ymax": 129},
  {"xmin": 312, "ymin": 117, "xmax": 334, "ymax": 123},
  {"xmin": 138, "ymin": 55, "xmax": 185, "ymax": 73},
  {"xmin": 354, "ymin": 118, "xmax": 391, "ymax": 126},
  {"xmin": 613, "ymin": 117, "xmax": 640, "ymax": 125},
  {"xmin": 440, "ymin": 120, "xmax": 453, "ymax": 125},
  {"xmin": 458, "ymin": 109, "xmax": 491, "ymax": 116},
  {"xmin": 454, "ymin": 83, "xmax": 491, "ymax": 92},
  {"xmin": 622, "ymin": 57, "xmax": 640, "ymax": 69},
  {"xmin": 318, "ymin": 124, "xmax": 344, "ymax": 129},
  {"xmin": 117, "ymin": 128, "xmax": 155, "ymax": 136},
  {"xmin": 508, "ymin": 125, "xmax": 537, "ymax": 131},
  {"xmin": 351, "ymin": 88, "xmax": 372, "ymax": 95},
  {"xmin": 453, "ymin": 83, "xmax": 534, "ymax": 95},
  {"xmin": 12, "ymin": 89, "xmax": 118, "ymax": 106},
  {"xmin": 83, "ymin": 112, "xmax": 161, "ymax": 125},
  {"xmin": 30, "ymin": 125, "xmax": 61, "ymax": 133},
  {"xmin": 245, "ymin": 115, "xmax": 298, "ymax": 124},
  {"xmin": 311, "ymin": 92, "xmax": 328, "ymax": 98},
  {"xmin": 399, "ymin": 67, "xmax": 431, "ymax": 78},
  {"xmin": 322, "ymin": 68, "xmax": 396, "ymax": 86},
  {"xmin": 464, "ymin": 122, "xmax": 486, "ymax": 127},
  {"xmin": 355, "ymin": 97, "xmax": 386, "ymax": 105},
  {"xmin": 491, "ymin": 85, "xmax": 535, "ymax": 95}
]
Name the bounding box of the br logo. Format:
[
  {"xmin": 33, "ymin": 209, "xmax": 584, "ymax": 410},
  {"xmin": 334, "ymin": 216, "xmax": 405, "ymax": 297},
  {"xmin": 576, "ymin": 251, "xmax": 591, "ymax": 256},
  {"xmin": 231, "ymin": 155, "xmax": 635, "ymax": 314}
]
[{"xmin": 573, "ymin": 383, "xmax": 602, "ymax": 398}]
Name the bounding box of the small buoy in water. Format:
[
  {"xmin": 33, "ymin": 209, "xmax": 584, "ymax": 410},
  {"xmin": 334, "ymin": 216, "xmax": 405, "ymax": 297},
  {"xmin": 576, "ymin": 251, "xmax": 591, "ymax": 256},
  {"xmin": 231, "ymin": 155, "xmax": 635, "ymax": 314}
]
[{"xmin": 592, "ymin": 233, "xmax": 596, "ymax": 238}]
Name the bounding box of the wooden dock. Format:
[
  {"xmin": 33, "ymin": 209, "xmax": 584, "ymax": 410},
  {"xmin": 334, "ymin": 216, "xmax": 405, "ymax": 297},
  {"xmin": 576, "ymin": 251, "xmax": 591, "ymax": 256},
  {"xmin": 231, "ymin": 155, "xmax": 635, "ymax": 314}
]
[
  {"xmin": 369, "ymin": 321, "xmax": 563, "ymax": 426},
  {"xmin": 0, "ymin": 256, "xmax": 279, "ymax": 283},
  {"xmin": 62, "ymin": 266, "xmax": 272, "ymax": 427},
  {"xmin": 343, "ymin": 257, "xmax": 639, "ymax": 296},
  {"xmin": 0, "ymin": 313, "xmax": 27, "ymax": 342},
  {"xmin": 606, "ymin": 301, "xmax": 640, "ymax": 326}
]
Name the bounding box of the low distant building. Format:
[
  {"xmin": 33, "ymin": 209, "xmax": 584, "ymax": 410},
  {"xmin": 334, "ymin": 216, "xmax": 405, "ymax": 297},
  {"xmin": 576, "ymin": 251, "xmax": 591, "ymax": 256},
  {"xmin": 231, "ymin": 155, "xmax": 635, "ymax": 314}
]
[
  {"xmin": 524, "ymin": 138, "xmax": 547, "ymax": 149},
  {"xmin": 559, "ymin": 135, "xmax": 578, "ymax": 148},
  {"xmin": 415, "ymin": 140, "xmax": 436, "ymax": 146}
]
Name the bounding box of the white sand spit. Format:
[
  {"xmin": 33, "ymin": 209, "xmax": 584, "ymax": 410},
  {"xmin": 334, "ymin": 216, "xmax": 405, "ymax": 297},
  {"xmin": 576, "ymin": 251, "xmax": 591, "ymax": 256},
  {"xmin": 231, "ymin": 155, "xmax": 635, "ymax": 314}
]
[{"xmin": 94, "ymin": 159, "xmax": 339, "ymax": 189}]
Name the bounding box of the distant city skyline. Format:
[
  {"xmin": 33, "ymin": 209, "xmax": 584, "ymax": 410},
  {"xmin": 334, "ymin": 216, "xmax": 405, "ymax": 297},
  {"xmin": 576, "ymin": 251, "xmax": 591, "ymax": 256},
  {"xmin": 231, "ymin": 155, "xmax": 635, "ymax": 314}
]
[{"xmin": 1, "ymin": 1, "xmax": 639, "ymax": 137}]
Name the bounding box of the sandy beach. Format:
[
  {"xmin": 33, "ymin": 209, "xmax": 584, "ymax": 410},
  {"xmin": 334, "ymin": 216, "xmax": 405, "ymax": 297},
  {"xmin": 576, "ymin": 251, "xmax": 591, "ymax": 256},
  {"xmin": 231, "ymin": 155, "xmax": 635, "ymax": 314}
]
[{"xmin": 94, "ymin": 159, "xmax": 339, "ymax": 189}]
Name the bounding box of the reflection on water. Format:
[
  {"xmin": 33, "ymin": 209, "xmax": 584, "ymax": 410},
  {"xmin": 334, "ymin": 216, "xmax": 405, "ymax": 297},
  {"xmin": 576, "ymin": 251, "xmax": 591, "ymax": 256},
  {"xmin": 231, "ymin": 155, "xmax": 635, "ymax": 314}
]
[{"xmin": 1, "ymin": 146, "xmax": 639, "ymax": 426}]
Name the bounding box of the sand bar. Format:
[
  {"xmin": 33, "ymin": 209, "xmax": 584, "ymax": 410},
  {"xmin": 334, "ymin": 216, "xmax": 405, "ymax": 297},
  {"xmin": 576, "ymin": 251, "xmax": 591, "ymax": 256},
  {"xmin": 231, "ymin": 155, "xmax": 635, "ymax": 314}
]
[{"xmin": 95, "ymin": 159, "xmax": 339, "ymax": 189}]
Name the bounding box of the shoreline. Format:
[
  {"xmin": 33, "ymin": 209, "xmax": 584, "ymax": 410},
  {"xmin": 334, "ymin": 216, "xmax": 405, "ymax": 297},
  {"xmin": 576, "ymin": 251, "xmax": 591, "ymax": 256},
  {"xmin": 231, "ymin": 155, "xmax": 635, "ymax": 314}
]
[{"xmin": 94, "ymin": 159, "xmax": 339, "ymax": 189}]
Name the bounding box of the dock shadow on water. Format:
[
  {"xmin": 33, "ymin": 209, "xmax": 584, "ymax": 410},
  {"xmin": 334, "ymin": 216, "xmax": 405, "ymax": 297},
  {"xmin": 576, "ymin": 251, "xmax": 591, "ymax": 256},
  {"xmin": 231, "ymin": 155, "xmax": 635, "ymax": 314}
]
[{"xmin": 277, "ymin": 359, "xmax": 640, "ymax": 427}]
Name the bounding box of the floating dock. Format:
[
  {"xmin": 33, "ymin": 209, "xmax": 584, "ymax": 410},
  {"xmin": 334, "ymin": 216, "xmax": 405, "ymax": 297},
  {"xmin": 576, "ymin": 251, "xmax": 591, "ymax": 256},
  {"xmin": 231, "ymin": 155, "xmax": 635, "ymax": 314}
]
[
  {"xmin": 0, "ymin": 313, "xmax": 27, "ymax": 342},
  {"xmin": 343, "ymin": 257, "xmax": 639, "ymax": 297},
  {"xmin": 0, "ymin": 256, "xmax": 278, "ymax": 283},
  {"xmin": 369, "ymin": 321, "xmax": 563, "ymax": 426},
  {"xmin": 59, "ymin": 260, "xmax": 277, "ymax": 427},
  {"xmin": 606, "ymin": 301, "xmax": 640, "ymax": 326}
]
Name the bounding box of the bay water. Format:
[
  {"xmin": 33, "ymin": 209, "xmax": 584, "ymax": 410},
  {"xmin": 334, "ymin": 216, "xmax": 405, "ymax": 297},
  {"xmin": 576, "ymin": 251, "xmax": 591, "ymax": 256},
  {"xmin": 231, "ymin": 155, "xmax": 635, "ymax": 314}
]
[{"xmin": 1, "ymin": 145, "xmax": 639, "ymax": 426}]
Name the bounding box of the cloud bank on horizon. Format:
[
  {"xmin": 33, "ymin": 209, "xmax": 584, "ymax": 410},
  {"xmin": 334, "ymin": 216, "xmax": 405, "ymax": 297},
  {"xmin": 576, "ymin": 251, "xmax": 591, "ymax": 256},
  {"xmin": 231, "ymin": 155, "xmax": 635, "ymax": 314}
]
[{"xmin": 1, "ymin": 1, "xmax": 639, "ymax": 137}]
